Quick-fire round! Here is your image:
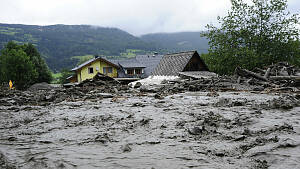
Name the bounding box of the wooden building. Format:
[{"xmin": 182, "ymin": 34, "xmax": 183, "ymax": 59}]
[{"xmin": 152, "ymin": 51, "xmax": 209, "ymax": 76}]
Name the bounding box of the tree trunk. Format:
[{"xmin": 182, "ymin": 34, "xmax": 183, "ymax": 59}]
[{"xmin": 235, "ymin": 67, "xmax": 268, "ymax": 81}]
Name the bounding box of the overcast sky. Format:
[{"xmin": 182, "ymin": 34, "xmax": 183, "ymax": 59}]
[{"xmin": 0, "ymin": 0, "xmax": 299, "ymax": 35}]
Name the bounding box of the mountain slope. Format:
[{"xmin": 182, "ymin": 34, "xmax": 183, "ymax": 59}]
[
  {"xmin": 140, "ymin": 32, "xmax": 209, "ymax": 54},
  {"xmin": 0, "ymin": 24, "xmax": 210, "ymax": 71},
  {"xmin": 0, "ymin": 23, "xmax": 156, "ymax": 71}
]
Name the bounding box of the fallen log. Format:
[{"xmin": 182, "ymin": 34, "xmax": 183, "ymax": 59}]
[
  {"xmin": 254, "ymin": 67, "xmax": 266, "ymax": 74},
  {"xmin": 269, "ymin": 76, "xmax": 300, "ymax": 80},
  {"xmin": 235, "ymin": 67, "xmax": 269, "ymax": 81}
]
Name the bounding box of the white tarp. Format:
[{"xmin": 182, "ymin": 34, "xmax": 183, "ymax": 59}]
[{"xmin": 129, "ymin": 75, "xmax": 179, "ymax": 87}]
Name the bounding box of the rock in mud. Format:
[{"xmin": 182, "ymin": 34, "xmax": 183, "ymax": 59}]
[
  {"xmin": 188, "ymin": 126, "xmax": 205, "ymax": 135},
  {"xmin": 132, "ymin": 102, "xmax": 146, "ymax": 107},
  {"xmin": 139, "ymin": 118, "xmax": 151, "ymax": 125},
  {"xmin": 94, "ymin": 133, "xmax": 111, "ymax": 144},
  {"xmin": 134, "ymin": 82, "xmax": 142, "ymax": 88},
  {"xmin": 121, "ymin": 144, "xmax": 132, "ymax": 153},
  {"xmin": 277, "ymin": 138, "xmax": 299, "ymax": 148}
]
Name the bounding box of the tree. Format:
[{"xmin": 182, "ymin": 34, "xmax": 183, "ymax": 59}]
[
  {"xmin": 201, "ymin": 0, "xmax": 300, "ymax": 74},
  {"xmin": 0, "ymin": 42, "xmax": 38, "ymax": 89},
  {"xmin": 58, "ymin": 69, "xmax": 74, "ymax": 84},
  {"xmin": 0, "ymin": 41, "xmax": 52, "ymax": 89},
  {"xmin": 23, "ymin": 44, "xmax": 52, "ymax": 83}
]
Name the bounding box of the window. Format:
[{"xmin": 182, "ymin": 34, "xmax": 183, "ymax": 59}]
[
  {"xmin": 103, "ymin": 67, "xmax": 113, "ymax": 74},
  {"xmin": 126, "ymin": 69, "xmax": 134, "ymax": 75},
  {"xmin": 108, "ymin": 67, "xmax": 112, "ymax": 73},
  {"xmin": 135, "ymin": 69, "xmax": 142, "ymax": 74},
  {"xmin": 88, "ymin": 67, "xmax": 94, "ymax": 74}
]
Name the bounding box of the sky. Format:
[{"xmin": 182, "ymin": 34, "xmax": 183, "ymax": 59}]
[{"xmin": 0, "ymin": 0, "xmax": 299, "ymax": 36}]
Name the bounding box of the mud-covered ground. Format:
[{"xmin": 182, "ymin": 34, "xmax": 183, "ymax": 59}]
[{"xmin": 0, "ymin": 90, "xmax": 300, "ymax": 169}]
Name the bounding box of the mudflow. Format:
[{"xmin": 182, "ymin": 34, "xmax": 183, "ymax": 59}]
[{"xmin": 0, "ymin": 65, "xmax": 300, "ymax": 169}]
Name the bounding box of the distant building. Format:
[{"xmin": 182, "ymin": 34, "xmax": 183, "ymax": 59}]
[
  {"xmin": 109, "ymin": 58, "xmax": 146, "ymax": 78},
  {"xmin": 109, "ymin": 53, "xmax": 163, "ymax": 78},
  {"xmin": 71, "ymin": 56, "xmax": 119, "ymax": 83}
]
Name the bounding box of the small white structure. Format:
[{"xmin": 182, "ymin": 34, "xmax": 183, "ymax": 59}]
[{"xmin": 129, "ymin": 75, "xmax": 180, "ymax": 87}]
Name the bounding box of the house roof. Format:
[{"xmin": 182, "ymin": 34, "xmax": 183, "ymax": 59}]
[
  {"xmin": 135, "ymin": 54, "xmax": 163, "ymax": 77},
  {"xmin": 71, "ymin": 57, "xmax": 119, "ymax": 71},
  {"xmin": 152, "ymin": 51, "xmax": 207, "ymax": 76},
  {"xmin": 107, "ymin": 54, "xmax": 163, "ymax": 77},
  {"xmin": 109, "ymin": 58, "xmax": 146, "ymax": 68}
]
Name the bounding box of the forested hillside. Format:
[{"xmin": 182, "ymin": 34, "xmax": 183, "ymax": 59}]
[
  {"xmin": 0, "ymin": 24, "xmax": 157, "ymax": 71},
  {"xmin": 0, "ymin": 24, "xmax": 210, "ymax": 71},
  {"xmin": 140, "ymin": 32, "xmax": 209, "ymax": 54}
]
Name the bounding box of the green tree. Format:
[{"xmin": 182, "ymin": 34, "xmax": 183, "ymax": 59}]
[
  {"xmin": 0, "ymin": 42, "xmax": 38, "ymax": 89},
  {"xmin": 0, "ymin": 41, "xmax": 52, "ymax": 89},
  {"xmin": 202, "ymin": 0, "xmax": 300, "ymax": 74},
  {"xmin": 58, "ymin": 69, "xmax": 74, "ymax": 84},
  {"xmin": 23, "ymin": 44, "xmax": 52, "ymax": 83}
]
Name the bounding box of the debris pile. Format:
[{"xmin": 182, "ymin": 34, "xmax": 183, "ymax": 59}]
[
  {"xmin": 0, "ymin": 73, "xmax": 131, "ymax": 106},
  {"xmin": 1, "ymin": 63, "xmax": 299, "ymax": 106},
  {"xmin": 235, "ymin": 62, "xmax": 300, "ymax": 90},
  {"xmin": 72, "ymin": 73, "xmax": 129, "ymax": 94},
  {"xmin": 162, "ymin": 62, "xmax": 299, "ymax": 94},
  {"xmin": 54, "ymin": 73, "xmax": 131, "ymax": 102},
  {"xmin": 142, "ymin": 76, "xmax": 257, "ymax": 98}
]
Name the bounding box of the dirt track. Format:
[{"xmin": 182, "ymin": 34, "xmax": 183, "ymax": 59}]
[{"xmin": 0, "ymin": 91, "xmax": 300, "ymax": 169}]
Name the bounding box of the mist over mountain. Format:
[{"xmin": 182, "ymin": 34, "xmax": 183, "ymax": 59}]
[{"xmin": 0, "ymin": 23, "xmax": 209, "ymax": 71}]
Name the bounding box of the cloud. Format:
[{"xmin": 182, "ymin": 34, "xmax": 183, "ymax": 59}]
[{"xmin": 0, "ymin": 0, "xmax": 299, "ymax": 35}]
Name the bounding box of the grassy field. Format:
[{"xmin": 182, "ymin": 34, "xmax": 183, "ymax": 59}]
[{"xmin": 51, "ymin": 72, "xmax": 62, "ymax": 84}]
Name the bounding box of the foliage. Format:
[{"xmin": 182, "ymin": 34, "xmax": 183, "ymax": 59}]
[
  {"xmin": 0, "ymin": 42, "xmax": 37, "ymax": 89},
  {"xmin": 51, "ymin": 72, "xmax": 62, "ymax": 84},
  {"xmin": 24, "ymin": 43, "xmax": 52, "ymax": 83},
  {"xmin": 72, "ymin": 55, "xmax": 94, "ymax": 66},
  {"xmin": 120, "ymin": 49, "xmax": 147, "ymax": 58},
  {"xmin": 58, "ymin": 69, "xmax": 74, "ymax": 84},
  {"xmin": 201, "ymin": 0, "xmax": 300, "ymax": 74},
  {"xmin": 0, "ymin": 41, "xmax": 52, "ymax": 89}
]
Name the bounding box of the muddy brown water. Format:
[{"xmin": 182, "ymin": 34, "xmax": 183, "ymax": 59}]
[{"xmin": 0, "ymin": 91, "xmax": 300, "ymax": 169}]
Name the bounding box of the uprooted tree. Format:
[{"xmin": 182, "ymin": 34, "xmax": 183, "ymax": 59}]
[
  {"xmin": 201, "ymin": 0, "xmax": 300, "ymax": 75},
  {"xmin": 0, "ymin": 41, "xmax": 52, "ymax": 89}
]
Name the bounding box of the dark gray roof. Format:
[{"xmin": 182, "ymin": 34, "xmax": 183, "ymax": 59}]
[
  {"xmin": 71, "ymin": 57, "xmax": 119, "ymax": 71},
  {"xmin": 152, "ymin": 51, "xmax": 203, "ymax": 76},
  {"xmin": 135, "ymin": 54, "xmax": 163, "ymax": 77},
  {"xmin": 71, "ymin": 58, "xmax": 97, "ymax": 71},
  {"xmin": 107, "ymin": 54, "xmax": 163, "ymax": 77},
  {"xmin": 108, "ymin": 58, "xmax": 145, "ymax": 68}
]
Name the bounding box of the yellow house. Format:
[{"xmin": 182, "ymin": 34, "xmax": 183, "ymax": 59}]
[{"xmin": 71, "ymin": 56, "xmax": 119, "ymax": 83}]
